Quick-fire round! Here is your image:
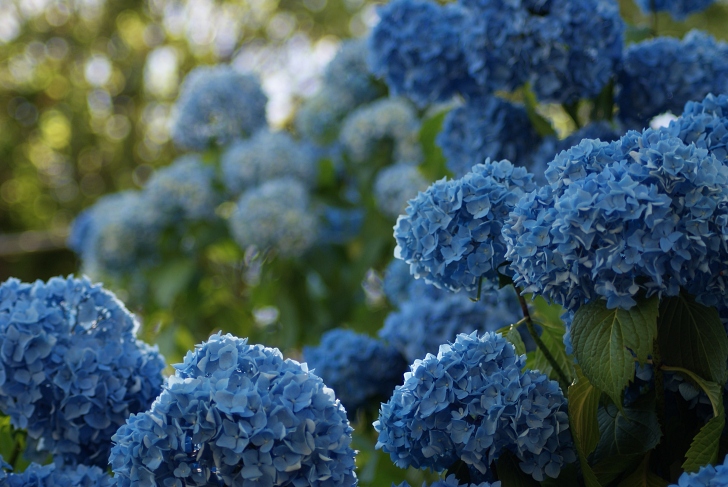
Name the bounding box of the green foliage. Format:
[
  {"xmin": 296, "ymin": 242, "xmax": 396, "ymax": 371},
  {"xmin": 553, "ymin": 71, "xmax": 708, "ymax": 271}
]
[
  {"xmin": 506, "ymin": 324, "xmax": 527, "ymax": 356},
  {"xmin": 682, "ymin": 407, "xmax": 725, "ymax": 473},
  {"xmin": 618, "ymin": 455, "xmax": 668, "ymax": 487},
  {"xmin": 568, "ymin": 368, "xmax": 603, "ymax": 487},
  {"xmin": 496, "ymin": 451, "xmax": 541, "ymax": 486}
]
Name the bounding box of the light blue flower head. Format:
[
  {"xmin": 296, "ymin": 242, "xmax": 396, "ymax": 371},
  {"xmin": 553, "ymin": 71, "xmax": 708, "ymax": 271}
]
[
  {"xmin": 221, "ymin": 130, "xmax": 319, "ymax": 195},
  {"xmin": 0, "ymin": 462, "xmax": 115, "ymax": 487},
  {"xmin": 0, "ymin": 276, "xmax": 165, "ymax": 467},
  {"xmin": 171, "ymin": 65, "xmax": 268, "ymax": 151},
  {"xmin": 340, "ymin": 97, "xmax": 423, "ymax": 165},
  {"xmin": 437, "ymin": 96, "xmax": 542, "ymax": 178},
  {"xmin": 374, "ymin": 164, "xmax": 429, "ymax": 219},
  {"xmin": 303, "ymin": 328, "xmax": 407, "ymax": 415},
  {"xmin": 295, "ymin": 88, "xmax": 357, "ymax": 146},
  {"xmin": 110, "ymin": 333, "xmax": 357, "ymax": 487},
  {"xmin": 324, "ymin": 38, "xmax": 381, "ymax": 105},
  {"xmin": 666, "ymin": 93, "xmax": 728, "ymax": 163},
  {"xmin": 671, "ymin": 452, "xmax": 728, "ymax": 486},
  {"xmin": 228, "ymin": 178, "xmax": 318, "ymax": 258},
  {"xmin": 634, "ymin": 0, "xmax": 717, "ymax": 20},
  {"xmin": 374, "ymin": 332, "xmax": 575, "ymax": 481},
  {"xmin": 616, "ymin": 31, "xmax": 728, "ymax": 129},
  {"xmin": 368, "ymin": 0, "xmax": 477, "ymax": 105},
  {"xmin": 394, "ymin": 159, "xmax": 537, "ymax": 293}
]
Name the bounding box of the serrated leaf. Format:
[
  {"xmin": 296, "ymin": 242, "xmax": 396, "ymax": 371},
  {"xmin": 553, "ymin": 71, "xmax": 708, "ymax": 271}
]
[
  {"xmin": 495, "ymin": 451, "xmax": 540, "ymax": 486},
  {"xmin": 506, "ymin": 325, "xmax": 527, "ymax": 356},
  {"xmin": 594, "ymin": 402, "xmax": 661, "ymax": 458},
  {"xmin": 618, "ymin": 454, "xmax": 668, "ymax": 487},
  {"xmin": 658, "ymin": 293, "xmax": 728, "ymax": 385},
  {"xmin": 571, "ymin": 296, "xmax": 659, "ymax": 407},
  {"xmin": 682, "ymin": 407, "xmax": 725, "ymax": 472},
  {"xmin": 569, "ymin": 368, "xmax": 603, "ymax": 487},
  {"xmin": 533, "ymin": 323, "xmax": 575, "ymax": 384},
  {"xmin": 662, "ymin": 366, "xmax": 722, "ymax": 418}
]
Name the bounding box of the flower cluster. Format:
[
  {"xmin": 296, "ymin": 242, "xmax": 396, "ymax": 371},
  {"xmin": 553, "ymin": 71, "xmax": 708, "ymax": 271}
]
[
  {"xmin": 340, "ymin": 97, "xmax": 423, "ymax": 165},
  {"xmin": 666, "ymin": 92, "xmax": 728, "ymax": 162},
  {"xmin": 221, "ymin": 130, "xmax": 319, "ymax": 195},
  {"xmin": 0, "ymin": 276, "xmax": 165, "ymax": 467},
  {"xmin": 368, "ymin": 0, "xmax": 476, "ymax": 106},
  {"xmin": 379, "ymin": 287, "xmax": 521, "ymax": 363},
  {"xmin": 110, "ymin": 333, "xmax": 357, "ymax": 487},
  {"xmin": 303, "ymin": 328, "xmax": 407, "ymax": 415},
  {"xmin": 374, "ymin": 164, "xmax": 429, "ymax": 218},
  {"xmin": 395, "ymin": 475, "xmax": 500, "ymax": 487},
  {"xmin": 171, "ymin": 65, "xmax": 267, "ymax": 150},
  {"xmin": 437, "ymin": 96, "xmax": 542, "ymax": 177},
  {"xmin": 634, "ymin": 0, "xmax": 716, "ymax": 20},
  {"xmin": 616, "ymin": 31, "xmax": 728, "ymax": 129},
  {"xmin": 394, "ymin": 159, "xmax": 537, "ymax": 293},
  {"xmin": 374, "ymin": 332, "xmax": 575, "ymax": 482},
  {"xmin": 504, "ymin": 128, "xmax": 728, "ymax": 310},
  {"xmin": 0, "ymin": 460, "xmax": 115, "ymax": 487},
  {"xmin": 670, "ymin": 452, "xmax": 728, "ymax": 486},
  {"xmin": 228, "ymin": 178, "xmax": 318, "ymax": 257}
]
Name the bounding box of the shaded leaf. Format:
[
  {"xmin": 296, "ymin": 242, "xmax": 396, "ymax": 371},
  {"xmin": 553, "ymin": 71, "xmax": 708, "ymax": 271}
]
[
  {"xmin": 594, "ymin": 402, "xmax": 661, "ymax": 458},
  {"xmin": 522, "ymin": 85, "xmax": 557, "ymax": 137},
  {"xmin": 569, "ymin": 368, "xmax": 603, "ymax": 487},
  {"xmin": 506, "ymin": 325, "xmax": 527, "ymax": 356},
  {"xmin": 661, "ymin": 366, "xmax": 722, "ymax": 418},
  {"xmin": 533, "ymin": 322, "xmax": 575, "ymax": 384},
  {"xmin": 683, "ymin": 402, "xmax": 725, "ymax": 472},
  {"xmin": 618, "ymin": 454, "xmax": 668, "ymax": 487},
  {"xmin": 495, "ymin": 451, "xmax": 540, "ymax": 487}
]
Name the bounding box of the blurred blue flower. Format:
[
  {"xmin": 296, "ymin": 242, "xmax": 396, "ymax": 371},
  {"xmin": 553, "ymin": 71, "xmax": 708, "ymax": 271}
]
[
  {"xmin": 374, "ymin": 332, "xmax": 575, "ymax": 481},
  {"xmin": 295, "ymin": 89, "xmax": 357, "ymax": 146},
  {"xmin": 634, "ymin": 0, "xmax": 717, "ymax": 19},
  {"xmin": 0, "ymin": 276, "xmax": 165, "ymax": 467},
  {"xmin": 318, "ymin": 206, "xmax": 365, "ymax": 245},
  {"xmin": 616, "ymin": 31, "xmax": 728, "ymax": 129},
  {"xmin": 671, "ymin": 452, "xmax": 728, "ymax": 486},
  {"xmin": 0, "ymin": 462, "xmax": 115, "ymax": 487},
  {"xmin": 394, "ymin": 159, "xmax": 537, "ymax": 293},
  {"xmin": 171, "ymin": 65, "xmax": 267, "ymax": 151},
  {"xmin": 324, "ymin": 38, "xmax": 381, "ymax": 105},
  {"xmin": 303, "ymin": 329, "xmax": 407, "ymax": 415},
  {"xmin": 437, "ymin": 96, "xmax": 542, "ymax": 178},
  {"xmin": 340, "ymin": 97, "xmax": 423, "ymax": 165},
  {"xmin": 110, "ymin": 333, "xmax": 357, "ymax": 487},
  {"xmin": 228, "ymin": 178, "xmax": 318, "ymax": 258},
  {"xmin": 221, "ymin": 130, "xmax": 319, "ymax": 195},
  {"xmin": 394, "ymin": 475, "xmax": 500, "ymax": 487},
  {"xmin": 368, "ymin": 0, "xmax": 477, "ymax": 105},
  {"xmin": 374, "ymin": 164, "xmax": 429, "ymax": 218},
  {"xmin": 379, "ymin": 287, "xmax": 522, "ymax": 363},
  {"xmin": 666, "ymin": 93, "xmax": 728, "ymax": 163}
]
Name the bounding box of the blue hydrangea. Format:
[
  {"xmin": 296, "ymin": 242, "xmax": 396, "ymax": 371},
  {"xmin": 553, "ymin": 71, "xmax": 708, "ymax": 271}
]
[
  {"xmin": 228, "ymin": 178, "xmax": 318, "ymax": 257},
  {"xmin": 295, "ymin": 89, "xmax": 357, "ymax": 146},
  {"xmin": 0, "ymin": 462, "xmax": 115, "ymax": 487},
  {"xmin": 616, "ymin": 31, "xmax": 728, "ymax": 129},
  {"xmin": 317, "ymin": 206, "xmax": 365, "ymax": 245},
  {"xmin": 144, "ymin": 154, "xmax": 221, "ymax": 222},
  {"xmin": 303, "ymin": 329, "xmax": 407, "ymax": 415},
  {"xmin": 171, "ymin": 65, "xmax": 268, "ymax": 151},
  {"xmin": 634, "ymin": 0, "xmax": 717, "ymax": 20},
  {"xmin": 324, "ymin": 38, "xmax": 381, "ymax": 106},
  {"xmin": 394, "ymin": 475, "xmax": 500, "ymax": 487},
  {"xmin": 437, "ymin": 97, "xmax": 542, "ymax": 178},
  {"xmin": 374, "ymin": 164, "xmax": 429, "ymax": 218},
  {"xmin": 221, "ymin": 130, "xmax": 319, "ymax": 195},
  {"xmin": 504, "ymin": 129, "xmax": 728, "ymax": 311},
  {"xmin": 368, "ymin": 0, "xmax": 477, "ymax": 105},
  {"xmin": 340, "ymin": 98, "xmax": 423, "ymax": 165},
  {"xmin": 671, "ymin": 452, "xmax": 728, "ymax": 486},
  {"xmin": 383, "ymin": 258, "xmax": 431, "ymax": 307},
  {"xmin": 0, "ymin": 276, "xmax": 165, "ymax": 467},
  {"xmin": 666, "ymin": 93, "xmax": 728, "ymax": 163},
  {"xmin": 110, "ymin": 333, "xmax": 357, "ymax": 487},
  {"xmin": 394, "ymin": 159, "xmax": 537, "ymax": 293},
  {"xmin": 374, "ymin": 332, "xmax": 575, "ymax": 481},
  {"xmin": 379, "ymin": 287, "xmax": 522, "ymax": 363}
]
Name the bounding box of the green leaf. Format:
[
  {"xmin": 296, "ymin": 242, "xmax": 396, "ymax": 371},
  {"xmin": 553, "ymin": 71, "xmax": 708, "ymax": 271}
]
[
  {"xmin": 568, "ymin": 368, "xmax": 603, "ymax": 487},
  {"xmin": 682, "ymin": 407, "xmax": 725, "ymax": 472},
  {"xmin": 593, "ymin": 454, "xmax": 644, "ymax": 486},
  {"xmin": 658, "ymin": 293, "xmax": 728, "ymax": 385},
  {"xmin": 571, "ymin": 296, "xmax": 659, "ymax": 407},
  {"xmin": 661, "ymin": 366, "xmax": 723, "ymax": 418},
  {"xmin": 522, "ymin": 85, "xmax": 557, "ymax": 137},
  {"xmin": 594, "ymin": 402, "xmax": 661, "ymax": 458},
  {"xmin": 418, "ymin": 110, "xmax": 450, "ymax": 181},
  {"xmin": 618, "ymin": 454, "xmax": 668, "ymax": 487},
  {"xmin": 533, "ymin": 322, "xmax": 575, "ymax": 384},
  {"xmin": 151, "ymin": 258, "xmax": 197, "ymax": 307},
  {"xmin": 506, "ymin": 325, "xmax": 527, "ymax": 356},
  {"xmin": 495, "ymin": 451, "xmax": 540, "ymax": 486},
  {"xmin": 531, "ymin": 295, "xmax": 565, "ymax": 331}
]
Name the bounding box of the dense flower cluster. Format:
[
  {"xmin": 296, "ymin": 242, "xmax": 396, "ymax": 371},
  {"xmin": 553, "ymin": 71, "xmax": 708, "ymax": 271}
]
[
  {"xmin": 221, "ymin": 130, "xmax": 319, "ymax": 195},
  {"xmin": 110, "ymin": 333, "xmax": 357, "ymax": 487},
  {"xmin": 368, "ymin": 0, "xmax": 476, "ymax": 105},
  {"xmin": 379, "ymin": 287, "xmax": 521, "ymax": 363},
  {"xmin": 395, "ymin": 475, "xmax": 500, "ymax": 487},
  {"xmin": 228, "ymin": 178, "xmax": 318, "ymax": 257},
  {"xmin": 0, "ymin": 461, "xmax": 115, "ymax": 487},
  {"xmin": 374, "ymin": 332, "xmax": 575, "ymax": 481},
  {"xmin": 634, "ymin": 0, "xmax": 716, "ymax": 19},
  {"xmin": 616, "ymin": 31, "xmax": 728, "ymax": 129},
  {"xmin": 340, "ymin": 97, "xmax": 423, "ymax": 165},
  {"xmin": 303, "ymin": 328, "xmax": 407, "ymax": 415},
  {"xmin": 504, "ymin": 128, "xmax": 728, "ymax": 310},
  {"xmin": 171, "ymin": 65, "xmax": 268, "ymax": 150},
  {"xmin": 666, "ymin": 93, "xmax": 728, "ymax": 162},
  {"xmin": 374, "ymin": 164, "xmax": 429, "ymax": 218},
  {"xmin": 437, "ymin": 96, "xmax": 542, "ymax": 177},
  {"xmin": 670, "ymin": 452, "xmax": 728, "ymax": 486},
  {"xmin": 394, "ymin": 159, "xmax": 537, "ymax": 293},
  {"xmin": 0, "ymin": 276, "xmax": 165, "ymax": 467}
]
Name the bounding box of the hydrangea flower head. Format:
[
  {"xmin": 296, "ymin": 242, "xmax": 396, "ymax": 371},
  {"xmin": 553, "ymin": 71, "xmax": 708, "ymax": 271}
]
[
  {"xmin": 368, "ymin": 0, "xmax": 477, "ymax": 105},
  {"xmin": 666, "ymin": 93, "xmax": 728, "ymax": 163},
  {"xmin": 295, "ymin": 89, "xmax": 357, "ymax": 145},
  {"xmin": 110, "ymin": 333, "xmax": 357, "ymax": 487},
  {"xmin": 671, "ymin": 452, "xmax": 728, "ymax": 486},
  {"xmin": 374, "ymin": 332, "xmax": 575, "ymax": 481},
  {"xmin": 394, "ymin": 159, "xmax": 537, "ymax": 293},
  {"xmin": 228, "ymin": 178, "xmax": 318, "ymax": 257},
  {"xmin": 616, "ymin": 31, "xmax": 728, "ymax": 129},
  {"xmin": 634, "ymin": 0, "xmax": 717, "ymax": 20},
  {"xmin": 303, "ymin": 329, "xmax": 407, "ymax": 415},
  {"xmin": 324, "ymin": 38, "xmax": 381, "ymax": 105},
  {"xmin": 340, "ymin": 97, "xmax": 422, "ymax": 165},
  {"xmin": 0, "ymin": 462, "xmax": 115, "ymax": 487},
  {"xmin": 374, "ymin": 164, "xmax": 429, "ymax": 218},
  {"xmin": 221, "ymin": 130, "xmax": 319, "ymax": 195},
  {"xmin": 395, "ymin": 475, "xmax": 500, "ymax": 487},
  {"xmin": 437, "ymin": 96, "xmax": 542, "ymax": 177},
  {"xmin": 0, "ymin": 276, "xmax": 165, "ymax": 467},
  {"xmin": 171, "ymin": 65, "xmax": 267, "ymax": 150}
]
